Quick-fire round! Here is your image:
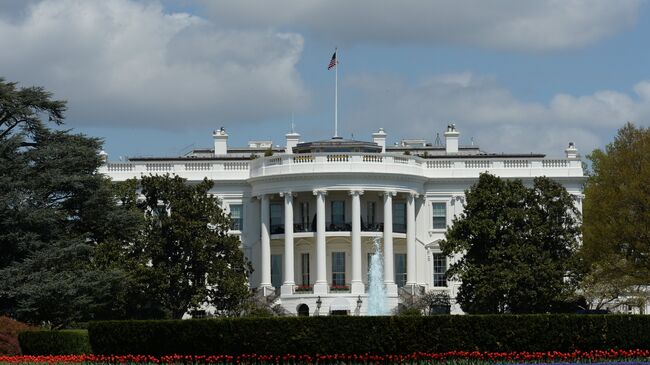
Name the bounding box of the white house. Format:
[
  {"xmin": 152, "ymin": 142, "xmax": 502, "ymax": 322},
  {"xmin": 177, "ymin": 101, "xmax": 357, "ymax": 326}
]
[{"xmin": 99, "ymin": 125, "xmax": 585, "ymax": 316}]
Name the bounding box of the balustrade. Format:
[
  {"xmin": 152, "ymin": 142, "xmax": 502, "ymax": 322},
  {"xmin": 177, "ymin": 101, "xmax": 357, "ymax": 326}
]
[
  {"xmin": 542, "ymin": 160, "xmax": 569, "ymax": 168},
  {"xmin": 101, "ymin": 152, "xmax": 577, "ymax": 181}
]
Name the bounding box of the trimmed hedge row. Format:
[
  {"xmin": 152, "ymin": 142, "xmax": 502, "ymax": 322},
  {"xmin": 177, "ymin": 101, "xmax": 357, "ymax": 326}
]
[
  {"xmin": 89, "ymin": 315, "xmax": 650, "ymax": 356},
  {"xmin": 19, "ymin": 330, "xmax": 92, "ymax": 355}
]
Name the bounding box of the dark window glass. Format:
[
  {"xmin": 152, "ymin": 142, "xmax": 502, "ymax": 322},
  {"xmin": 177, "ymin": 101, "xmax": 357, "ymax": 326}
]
[
  {"xmin": 433, "ymin": 254, "xmax": 447, "ymax": 287},
  {"xmin": 395, "ymin": 253, "xmax": 407, "ymax": 287},
  {"xmin": 331, "ymin": 201, "xmax": 345, "ymax": 225},
  {"xmin": 432, "ymin": 202, "xmax": 446, "ymax": 229},
  {"xmin": 301, "ymin": 253, "xmax": 310, "ymax": 286},
  {"xmin": 229, "ymin": 204, "xmax": 243, "ymax": 230},
  {"xmin": 332, "ymin": 252, "xmax": 345, "ymax": 286},
  {"xmin": 393, "ymin": 202, "xmax": 406, "ymax": 233},
  {"xmin": 270, "ymin": 203, "xmax": 283, "ymax": 234},
  {"xmin": 271, "ymin": 254, "xmax": 282, "ymax": 289}
]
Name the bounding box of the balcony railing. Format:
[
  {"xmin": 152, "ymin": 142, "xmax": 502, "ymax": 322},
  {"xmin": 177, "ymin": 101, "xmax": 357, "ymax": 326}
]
[
  {"xmin": 101, "ymin": 152, "xmax": 582, "ymax": 182},
  {"xmin": 268, "ymin": 221, "xmax": 406, "ymax": 234}
]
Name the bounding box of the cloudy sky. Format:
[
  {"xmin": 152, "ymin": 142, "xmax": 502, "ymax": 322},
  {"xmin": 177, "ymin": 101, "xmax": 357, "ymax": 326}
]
[{"xmin": 1, "ymin": 0, "xmax": 649, "ymax": 158}]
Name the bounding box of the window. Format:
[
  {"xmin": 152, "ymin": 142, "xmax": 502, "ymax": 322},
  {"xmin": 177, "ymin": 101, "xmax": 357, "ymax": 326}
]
[
  {"xmin": 432, "ymin": 202, "xmax": 446, "ymax": 229},
  {"xmin": 432, "ymin": 254, "xmax": 447, "ymax": 287},
  {"xmin": 331, "ymin": 252, "xmax": 346, "ymax": 286},
  {"xmin": 395, "ymin": 253, "xmax": 407, "ymax": 287},
  {"xmin": 367, "ymin": 252, "xmax": 376, "ymax": 277},
  {"xmin": 393, "ymin": 202, "xmax": 406, "ymax": 233},
  {"xmin": 270, "ymin": 202, "xmax": 283, "ymax": 234},
  {"xmin": 229, "ymin": 204, "xmax": 243, "ymax": 230},
  {"xmin": 301, "ymin": 253, "xmax": 310, "ymax": 286},
  {"xmin": 299, "ymin": 202, "xmax": 310, "ymax": 231},
  {"xmin": 331, "ymin": 201, "xmax": 345, "ymax": 225},
  {"xmin": 271, "ymin": 254, "xmax": 282, "ymax": 289},
  {"xmin": 367, "ymin": 201, "xmax": 376, "ymax": 226}
]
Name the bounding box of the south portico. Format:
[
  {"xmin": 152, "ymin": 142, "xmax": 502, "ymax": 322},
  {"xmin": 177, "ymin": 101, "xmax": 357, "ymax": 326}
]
[{"xmin": 253, "ymin": 185, "xmax": 421, "ymax": 313}]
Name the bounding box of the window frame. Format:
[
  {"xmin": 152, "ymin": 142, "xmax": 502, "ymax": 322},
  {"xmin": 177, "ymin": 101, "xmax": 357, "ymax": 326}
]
[
  {"xmin": 301, "ymin": 253, "xmax": 310, "ymax": 286},
  {"xmin": 331, "ymin": 251, "xmax": 346, "ymax": 286},
  {"xmin": 271, "ymin": 254, "xmax": 283, "ymax": 289},
  {"xmin": 331, "ymin": 200, "xmax": 345, "ymax": 225},
  {"xmin": 395, "ymin": 253, "xmax": 407, "ymax": 288},
  {"xmin": 431, "ymin": 201, "xmax": 447, "ymax": 230},
  {"xmin": 432, "ymin": 253, "xmax": 447, "ymax": 287},
  {"xmin": 229, "ymin": 204, "xmax": 243, "ymax": 231}
]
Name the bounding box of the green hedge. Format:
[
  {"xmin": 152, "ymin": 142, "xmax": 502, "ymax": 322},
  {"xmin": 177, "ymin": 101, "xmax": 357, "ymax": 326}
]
[
  {"xmin": 88, "ymin": 315, "xmax": 650, "ymax": 355},
  {"xmin": 19, "ymin": 330, "xmax": 92, "ymax": 355}
]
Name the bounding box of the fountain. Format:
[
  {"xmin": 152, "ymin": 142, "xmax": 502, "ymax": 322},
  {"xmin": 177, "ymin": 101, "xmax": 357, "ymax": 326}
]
[{"xmin": 367, "ymin": 237, "xmax": 388, "ymax": 315}]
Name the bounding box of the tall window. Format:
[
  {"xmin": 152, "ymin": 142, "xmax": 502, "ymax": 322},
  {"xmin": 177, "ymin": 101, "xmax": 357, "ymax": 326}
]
[
  {"xmin": 432, "ymin": 254, "xmax": 447, "ymax": 287},
  {"xmin": 395, "ymin": 253, "xmax": 407, "ymax": 287},
  {"xmin": 270, "ymin": 202, "xmax": 283, "ymax": 234},
  {"xmin": 301, "ymin": 253, "xmax": 310, "ymax": 286},
  {"xmin": 331, "ymin": 201, "xmax": 345, "ymax": 225},
  {"xmin": 271, "ymin": 254, "xmax": 282, "ymax": 289},
  {"xmin": 393, "ymin": 202, "xmax": 406, "ymax": 233},
  {"xmin": 331, "ymin": 252, "xmax": 346, "ymax": 286},
  {"xmin": 300, "ymin": 202, "xmax": 310, "ymax": 231},
  {"xmin": 229, "ymin": 204, "xmax": 243, "ymax": 230},
  {"xmin": 367, "ymin": 252, "xmax": 375, "ymax": 277},
  {"xmin": 366, "ymin": 201, "xmax": 376, "ymax": 227},
  {"xmin": 432, "ymin": 202, "xmax": 447, "ymax": 229}
]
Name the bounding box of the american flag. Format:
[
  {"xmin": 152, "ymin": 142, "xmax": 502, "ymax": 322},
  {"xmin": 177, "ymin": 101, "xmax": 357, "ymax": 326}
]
[{"xmin": 328, "ymin": 50, "xmax": 337, "ymax": 70}]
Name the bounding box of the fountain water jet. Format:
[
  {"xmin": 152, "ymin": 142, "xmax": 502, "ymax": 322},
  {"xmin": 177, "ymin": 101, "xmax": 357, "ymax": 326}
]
[{"xmin": 367, "ymin": 237, "xmax": 388, "ymax": 315}]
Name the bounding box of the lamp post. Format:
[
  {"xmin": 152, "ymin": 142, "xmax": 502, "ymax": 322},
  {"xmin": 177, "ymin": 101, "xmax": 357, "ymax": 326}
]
[{"xmin": 356, "ymin": 295, "xmax": 363, "ymax": 315}]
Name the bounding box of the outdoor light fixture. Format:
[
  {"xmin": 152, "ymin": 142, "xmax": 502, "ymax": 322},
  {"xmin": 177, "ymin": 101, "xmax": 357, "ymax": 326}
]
[
  {"xmin": 357, "ymin": 295, "xmax": 362, "ymax": 309},
  {"xmin": 316, "ymin": 296, "xmax": 322, "ymax": 309}
]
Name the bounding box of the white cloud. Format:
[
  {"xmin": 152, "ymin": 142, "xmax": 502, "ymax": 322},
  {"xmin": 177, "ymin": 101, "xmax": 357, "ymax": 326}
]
[
  {"xmin": 0, "ymin": 0, "xmax": 309, "ymax": 128},
  {"xmin": 201, "ymin": 0, "xmax": 641, "ymax": 51},
  {"xmin": 344, "ymin": 72, "xmax": 650, "ymax": 156}
]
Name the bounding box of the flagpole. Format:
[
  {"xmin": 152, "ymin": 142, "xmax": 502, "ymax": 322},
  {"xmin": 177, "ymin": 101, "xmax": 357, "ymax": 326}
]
[{"xmin": 334, "ymin": 50, "xmax": 338, "ymax": 138}]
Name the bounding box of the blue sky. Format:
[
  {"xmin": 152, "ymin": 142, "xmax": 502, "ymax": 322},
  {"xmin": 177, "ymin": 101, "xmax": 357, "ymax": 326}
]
[{"xmin": 1, "ymin": 0, "xmax": 649, "ymax": 158}]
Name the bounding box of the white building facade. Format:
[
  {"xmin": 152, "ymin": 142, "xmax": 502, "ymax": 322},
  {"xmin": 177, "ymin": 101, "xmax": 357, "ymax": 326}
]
[{"xmin": 100, "ymin": 126, "xmax": 585, "ymax": 316}]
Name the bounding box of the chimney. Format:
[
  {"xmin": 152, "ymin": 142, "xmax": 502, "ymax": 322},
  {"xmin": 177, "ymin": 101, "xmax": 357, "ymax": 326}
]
[
  {"xmin": 444, "ymin": 124, "xmax": 459, "ymax": 154},
  {"xmin": 372, "ymin": 128, "xmax": 387, "ymax": 153},
  {"xmin": 213, "ymin": 127, "xmax": 228, "ymax": 155},
  {"xmin": 99, "ymin": 150, "xmax": 108, "ymax": 164},
  {"xmin": 285, "ymin": 132, "xmax": 300, "ymax": 154},
  {"xmin": 565, "ymin": 142, "xmax": 578, "ymax": 159}
]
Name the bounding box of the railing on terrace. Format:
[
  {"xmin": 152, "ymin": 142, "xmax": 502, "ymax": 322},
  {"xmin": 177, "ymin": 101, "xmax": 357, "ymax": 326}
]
[
  {"xmin": 268, "ymin": 221, "xmax": 405, "ymax": 234},
  {"xmin": 102, "ymin": 153, "xmax": 580, "ymax": 179}
]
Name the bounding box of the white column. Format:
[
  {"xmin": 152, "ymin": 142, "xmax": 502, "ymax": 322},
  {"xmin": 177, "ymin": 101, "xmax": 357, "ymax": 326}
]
[
  {"xmin": 383, "ymin": 191, "xmax": 397, "ymax": 296},
  {"xmin": 406, "ymin": 192, "xmax": 417, "ymax": 288},
  {"xmin": 313, "ymin": 189, "xmax": 328, "ymax": 295},
  {"xmin": 281, "ymin": 192, "xmax": 295, "ymax": 296},
  {"xmin": 260, "ymin": 194, "xmax": 272, "ymax": 294},
  {"xmin": 350, "ymin": 190, "xmax": 364, "ymax": 294}
]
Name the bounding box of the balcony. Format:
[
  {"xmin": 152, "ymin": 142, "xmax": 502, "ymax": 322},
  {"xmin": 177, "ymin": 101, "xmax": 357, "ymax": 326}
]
[
  {"xmin": 269, "ymin": 221, "xmax": 406, "ymax": 234},
  {"xmin": 100, "ymin": 152, "xmax": 583, "ymax": 183}
]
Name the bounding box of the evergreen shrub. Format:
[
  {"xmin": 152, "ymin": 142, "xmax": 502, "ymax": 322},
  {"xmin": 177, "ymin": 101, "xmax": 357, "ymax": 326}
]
[
  {"xmin": 19, "ymin": 330, "xmax": 92, "ymax": 355},
  {"xmin": 88, "ymin": 315, "xmax": 650, "ymax": 356}
]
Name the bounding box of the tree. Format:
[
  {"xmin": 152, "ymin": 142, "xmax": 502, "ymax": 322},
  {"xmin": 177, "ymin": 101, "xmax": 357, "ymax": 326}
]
[
  {"xmin": 0, "ymin": 79, "xmax": 142, "ymax": 326},
  {"xmin": 581, "ymin": 123, "xmax": 650, "ymax": 312},
  {"xmin": 440, "ymin": 173, "xmax": 581, "ymax": 314},
  {"xmin": 129, "ymin": 174, "xmax": 252, "ymax": 318},
  {"xmin": 0, "ymin": 78, "xmax": 65, "ymax": 141}
]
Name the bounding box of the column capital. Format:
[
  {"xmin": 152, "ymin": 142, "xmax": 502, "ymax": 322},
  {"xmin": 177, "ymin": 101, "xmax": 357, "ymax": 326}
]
[
  {"xmin": 312, "ymin": 189, "xmax": 328, "ymax": 196},
  {"xmin": 381, "ymin": 190, "xmax": 397, "ymax": 197},
  {"xmin": 348, "ymin": 189, "xmax": 364, "ymax": 196},
  {"xmin": 408, "ymin": 191, "xmax": 420, "ymax": 199},
  {"xmin": 255, "ymin": 193, "xmax": 269, "ymax": 200},
  {"xmin": 279, "ymin": 191, "xmax": 296, "ymax": 198}
]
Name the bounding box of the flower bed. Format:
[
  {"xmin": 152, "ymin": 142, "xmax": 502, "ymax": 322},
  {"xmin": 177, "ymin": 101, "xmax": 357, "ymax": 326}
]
[
  {"xmin": 1, "ymin": 349, "xmax": 650, "ymax": 365},
  {"xmin": 329, "ymin": 285, "xmax": 349, "ymax": 292}
]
